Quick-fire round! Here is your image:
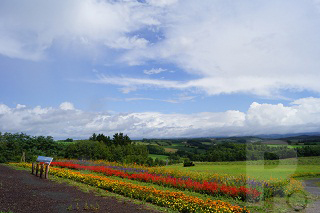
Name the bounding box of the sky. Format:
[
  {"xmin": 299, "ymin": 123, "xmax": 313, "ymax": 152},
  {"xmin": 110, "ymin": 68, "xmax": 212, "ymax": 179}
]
[{"xmin": 1, "ymin": 0, "xmax": 320, "ymax": 139}]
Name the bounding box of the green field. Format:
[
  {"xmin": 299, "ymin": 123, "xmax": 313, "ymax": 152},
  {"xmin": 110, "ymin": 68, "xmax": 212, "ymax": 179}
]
[
  {"xmin": 266, "ymin": 144, "xmax": 311, "ymax": 149},
  {"xmin": 148, "ymin": 154, "xmax": 168, "ymax": 160},
  {"xmin": 55, "ymin": 141, "xmax": 76, "ymax": 145},
  {"xmin": 164, "ymin": 148, "xmax": 178, "ymax": 153},
  {"xmin": 164, "ymin": 157, "xmax": 320, "ymax": 179}
]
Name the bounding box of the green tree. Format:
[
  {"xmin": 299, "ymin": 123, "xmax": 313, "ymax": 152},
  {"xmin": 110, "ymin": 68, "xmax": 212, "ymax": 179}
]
[{"xmin": 113, "ymin": 133, "xmax": 131, "ymax": 146}]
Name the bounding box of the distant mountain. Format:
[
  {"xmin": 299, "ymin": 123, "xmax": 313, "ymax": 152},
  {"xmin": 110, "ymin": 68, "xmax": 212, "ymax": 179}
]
[
  {"xmin": 255, "ymin": 132, "xmax": 320, "ymax": 139},
  {"xmin": 134, "ymin": 132, "xmax": 320, "ymax": 141}
]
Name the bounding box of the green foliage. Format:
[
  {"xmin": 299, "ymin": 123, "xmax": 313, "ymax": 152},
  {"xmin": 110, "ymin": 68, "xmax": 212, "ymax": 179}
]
[
  {"xmin": 146, "ymin": 145, "xmax": 166, "ymax": 155},
  {"xmin": 65, "ymin": 140, "xmax": 109, "ymax": 160},
  {"xmin": 89, "ymin": 132, "xmax": 131, "ymax": 146},
  {"xmin": 0, "ymin": 132, "xmax": 149, "ymax": 165},
  {"xmin": 183, "ymin": 158, "xmax": 195, "ymax": 167},
  {"xmin": 169, "ymin": 142, "xmax": 303, "ymax": 162},
  {"xmin": 113, "ymin": 133, "xmax": 132, "ymax": 146},
  {"xmin": 0, "ymin": 132, "xmax": 66, "ymax": 162},
  {"xmin": 154, "ymin": 158, "xmax": 166, "ymax": 166},
  {"xmin": 65, "ymin": 139, "xmax": 148, "ymax": 164},
  {"xmin": 296, "ymin": 145, "xmax": 320, "ymax": 157}
]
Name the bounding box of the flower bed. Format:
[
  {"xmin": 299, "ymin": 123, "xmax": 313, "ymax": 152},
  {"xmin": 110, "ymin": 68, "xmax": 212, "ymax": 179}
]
[
  {"xmin": 51, "ymin": 161, "xmax": 261, "ymax": 202},
  {"xmin": 10, "ymin": 162, "xmax": 250, "ymax": 213}
]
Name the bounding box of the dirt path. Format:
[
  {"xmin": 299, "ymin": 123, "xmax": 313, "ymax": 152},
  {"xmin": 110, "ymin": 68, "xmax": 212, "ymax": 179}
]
[
  {"xmin": 0, "ymin": 164, "xmax": 161, "ymax": 213},
  {"xmin": 302, "ymin": 178, "xmax": 320, "ymax": 213}
]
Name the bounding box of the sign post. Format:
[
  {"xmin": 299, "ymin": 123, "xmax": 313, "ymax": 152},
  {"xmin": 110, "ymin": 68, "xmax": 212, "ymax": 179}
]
[{"xmin": 32, "ymin": 156, "xmax": 53, "ymax": 179}]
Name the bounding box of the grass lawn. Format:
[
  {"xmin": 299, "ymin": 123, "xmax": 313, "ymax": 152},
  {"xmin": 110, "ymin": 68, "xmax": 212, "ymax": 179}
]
[{"xmin": 148, "ymin": 154, "xmax": 168, "ymax": 160}]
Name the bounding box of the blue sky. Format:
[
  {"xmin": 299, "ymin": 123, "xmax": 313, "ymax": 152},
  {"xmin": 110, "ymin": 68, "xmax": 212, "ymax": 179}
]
[{"xmin": 1, "ymin": 0, "xmax": 320, "ymax": 139}]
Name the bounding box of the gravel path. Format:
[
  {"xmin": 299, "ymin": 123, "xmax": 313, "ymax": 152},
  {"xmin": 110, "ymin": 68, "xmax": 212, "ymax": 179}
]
[
  {"xmin": 0, "ymin": 164, "xmax": 161, "ymax": 213},
  {"xmin": 302, "ymin": 178, "xmax": 320, "ymax": 213}
]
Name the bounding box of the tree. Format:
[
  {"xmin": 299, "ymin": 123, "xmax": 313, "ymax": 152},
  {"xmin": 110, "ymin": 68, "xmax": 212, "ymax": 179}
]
[
  {"xmin": 89, "ymin": 133, "xmax": 97, "ymax": 141},
  {"xmin": 113, "ymin": 133, "xmax": 131, "ymax": 146}
]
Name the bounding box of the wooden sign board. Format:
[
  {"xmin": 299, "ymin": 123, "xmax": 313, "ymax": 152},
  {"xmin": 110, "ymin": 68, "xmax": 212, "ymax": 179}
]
[{"xmin": 36, "ymin": 156, "xmax": 53, "ymax": 165}]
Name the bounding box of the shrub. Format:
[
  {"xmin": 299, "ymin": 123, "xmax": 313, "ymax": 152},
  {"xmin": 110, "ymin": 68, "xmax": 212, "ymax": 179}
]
[{"xmin": 183, "ymin": 158, "xmax": 195, "ymax": 167}]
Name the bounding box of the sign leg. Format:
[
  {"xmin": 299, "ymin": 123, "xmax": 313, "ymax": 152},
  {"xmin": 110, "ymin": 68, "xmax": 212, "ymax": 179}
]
[
  {"xmin": 40, "ymin": 164, "xmax": 44, "ymax": 178},
  {"xmin": 36, "ymin": 163, "xmax": 40, "ymax": 176},
  {"xmin": 45, "ymin": 165, "xmax": 50, "ymax": 179}
]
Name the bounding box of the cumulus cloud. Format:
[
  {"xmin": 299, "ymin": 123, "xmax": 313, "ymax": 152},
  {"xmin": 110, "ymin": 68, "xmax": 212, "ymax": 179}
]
[
  {"xmin": 0, "ymin": 98, "xmax": 320, "ymax": 139},
  {"xmin": 59, "ymin": 102, "xmax": 75, "ymax": 110},
  {"xmin": 16, "ymin": 104, "xmax": 26, "ymax": 109}
]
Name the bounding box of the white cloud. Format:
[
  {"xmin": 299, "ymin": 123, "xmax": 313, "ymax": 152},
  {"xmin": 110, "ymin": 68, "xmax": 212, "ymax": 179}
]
[
  {"xmin": 16, "ymin": 104, "xmax": 26, "ymax": 109},
  {"xmin": 0, "ymin": 0, "xmax": 160, "ymax": 60},
  {"xmin": 164, "ymin": 94, "xmax": 195, "ymax": 103},
  {"xmin": 246, "ymin": 102, "xmax": 299, "ymax": 127},
  {"xmin": 92, "ymin": 74, "xmax": 320, "ymax": 98},
  {"xmin": 121, "ymin": 0, "xmax": 320, "ymax": 97},
  {"xmin": 0, "ymin": 98, "xmax": 320, "ymax": 139},
  {"xmin": 119, "ymin": 86, "xmax": 138, "ymax": 94},
  {"xmin": 106, "ymin": 36, "xmax": 149, "ymax": 49},
  {"xmin": 0, "ymin": 104, "xmax": 10, "ymax": 114},
  {"xmin": 59, "ymin": 102, "xmax": 75, "ymax": 110},
  {"xmin": 90, "ymin": 75, "xmax": 190, "ymax": 93},
  {"xmin": 104, "ymin": 93, "xmax": 195, "ymax": 103},
  {"xmin": 146, "ymin": 0, "xmax": 178, "ymax": 7},
  {"xmin": 2, "ymin": 0, "xmax": 320, "ymax": 97},
  {"xmin": 144, "ymin": 68, "xmax": 168, "ymax": 75}
]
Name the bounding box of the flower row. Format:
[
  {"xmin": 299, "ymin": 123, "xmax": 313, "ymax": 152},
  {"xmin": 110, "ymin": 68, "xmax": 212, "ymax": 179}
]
[
  {"xmin": 54, "ymin": 159, "xmax": 304, "ymax": 200},
  {"xmin": 10, "ymin": 163, "xmax": 250, "ymax": 213},
  {"xmin": 51, "ymin": 161, "xmax": 261, "ymax": 201},
  {"xmin": 95, "ymin": 159, "xmax": 304, "ymax": 197}
]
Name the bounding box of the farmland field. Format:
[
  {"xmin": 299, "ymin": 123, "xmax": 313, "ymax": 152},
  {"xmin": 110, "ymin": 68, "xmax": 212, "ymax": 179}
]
[
  {"xmin": 164, "ymin": 157, "xmax": 320, "ymax": 179},
  {"xmin": 164, "ymin": 163, "xmax": 318, "ymax": 179},
  {"xmin": 164, "ymin": 148, "xmax": 178, "ymax": 153},
  {"xmin": 266, "ymin": 144, "xmax": 311, "ymax": 149}
]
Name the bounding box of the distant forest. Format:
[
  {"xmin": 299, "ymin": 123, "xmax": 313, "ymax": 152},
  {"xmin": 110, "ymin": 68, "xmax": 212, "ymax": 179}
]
[{"xmin": 0, "ymin": 132, "xmax": 320, "ymax": 165}]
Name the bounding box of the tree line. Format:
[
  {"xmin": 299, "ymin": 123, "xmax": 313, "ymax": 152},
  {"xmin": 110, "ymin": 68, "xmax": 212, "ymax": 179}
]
[
  {"xmin": 0, "ymin": 132, "xmax": 156, "ymax": 165},
  {"xmin": 1, "ymin": 132, "xmax": 319, "ymax": 165},
  {"xmin": 0, "ymin": 132, "xmax": 63, "ymax": 163},
  {"xmin": 147, "ymin": 142, "xmax": 320, "ymax": 162}
]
